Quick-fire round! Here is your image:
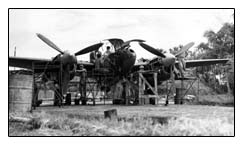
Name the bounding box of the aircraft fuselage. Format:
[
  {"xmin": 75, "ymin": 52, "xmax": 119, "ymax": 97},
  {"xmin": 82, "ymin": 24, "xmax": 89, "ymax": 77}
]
[{"xmin": 107, "ymin": 48, "xmax": 136, "ymax": 77}]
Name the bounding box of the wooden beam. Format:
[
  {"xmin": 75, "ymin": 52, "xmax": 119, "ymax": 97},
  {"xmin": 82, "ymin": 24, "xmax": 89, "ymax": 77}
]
[
  {"xmin": 139, "ymin": 73, "xmax": 158, "ymax": 96},
  {"xmin": 138, "ymin": 72, "xmax": 143, "ymax": 98},
  {"xmin": 154, "ymin": 72, "xmax": 158, "ymax": 94}
]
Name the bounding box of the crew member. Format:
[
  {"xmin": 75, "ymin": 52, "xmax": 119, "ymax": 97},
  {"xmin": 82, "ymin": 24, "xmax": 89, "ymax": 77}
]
[
  {"xmin": 95, "ymin": 52, "xmax": 103, "ymax": 69},
  {"xmin": 78, "ymin": 64, "xmax": 87, "ymax": 105},
  {"xmin": 103, "ymin": 46, "xmax": 111, "ymax": 57},
  {"xmin": 90, "ymin": 51, "xmax": 96, "ymax": 63},
  {"xmin": 32, "ymin": 83, "xmax": 40, "ymax": 109},
  {"xmin": 177, "ymin": 52, "xmax": 187, "ymax": 78},
  {"xmin": 54, "ymin": 82, "xmax": 62, "ymax": 107}
]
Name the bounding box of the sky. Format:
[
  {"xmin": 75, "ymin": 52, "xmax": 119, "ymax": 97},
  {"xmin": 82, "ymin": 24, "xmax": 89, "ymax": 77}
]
[{"xmin": 9, "ymin": 9, "xmax": 234, "ymax": 61}]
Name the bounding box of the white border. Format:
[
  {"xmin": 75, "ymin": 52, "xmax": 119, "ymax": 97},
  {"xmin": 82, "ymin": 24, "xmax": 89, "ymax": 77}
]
[{"xmin": 2, "ymin": 0, "xmax": 241, "ymax": 145}]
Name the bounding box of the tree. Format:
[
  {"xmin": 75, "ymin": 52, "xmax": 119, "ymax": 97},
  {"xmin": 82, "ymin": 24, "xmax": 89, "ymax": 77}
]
[
  {"xmin": 195, "ymin": 22, "xmax": 234, "ymax": 95},
  {"xmin": 197, "ymin": 22, "xmax": 234, "ymax": 59}
]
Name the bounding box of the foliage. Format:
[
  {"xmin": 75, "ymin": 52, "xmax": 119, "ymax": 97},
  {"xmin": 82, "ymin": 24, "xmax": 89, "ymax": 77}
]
[
  {"xmin": 169, "ymin": 44, "xmax": 183, "ymax": 55},
  {"xmin": 195, "ymin": 94, "xmax": 234, "ymax": 106},
  {"xmin": 197, "ymin": 22, "xmax": 234, "ymax": 59},
  {"xmin": 193, "ymin": 22, "xmax": 234, "ymax": 95}
]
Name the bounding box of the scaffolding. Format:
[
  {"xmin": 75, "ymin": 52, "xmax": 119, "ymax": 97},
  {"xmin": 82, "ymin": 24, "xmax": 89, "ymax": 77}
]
[
  {"xmin": 31, "ymin": 61, "xmax": 63, "ymax": 108},
  {"xmin": 161, "ymin": 71, "xmax": 199, "ymax": 105},
  {"xmin": 137, "ymin": 66, "xmax": 159, "ymax": 105},
  {"xmin": 85, "ymin": 68, "xmax": 115, "ymax": 105}
]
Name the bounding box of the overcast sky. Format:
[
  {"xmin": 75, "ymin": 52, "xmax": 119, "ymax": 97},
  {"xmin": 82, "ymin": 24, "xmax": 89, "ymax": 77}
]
[{"xmin": 9, "ymin": 9, "xmax": 233, "ymax": 61}]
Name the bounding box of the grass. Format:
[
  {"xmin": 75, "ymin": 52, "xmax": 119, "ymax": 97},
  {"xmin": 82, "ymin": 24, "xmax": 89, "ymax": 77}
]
[
  {"xmin": 164, "ymin": 80, "xmax": 235, "ymax": 106},
  {"xmin": 9, "ymin": 105, "xmax": 234, "ymax": 136},
  {"xmin": 196, "ymin": 94, "xmax": 234, "ymax": 106}
]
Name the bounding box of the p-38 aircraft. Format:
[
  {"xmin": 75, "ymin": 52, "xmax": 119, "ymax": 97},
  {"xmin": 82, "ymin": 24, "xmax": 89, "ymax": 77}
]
[{"xmin": 9, "ymin": 33, "xmax": 229, "ymax": 104}]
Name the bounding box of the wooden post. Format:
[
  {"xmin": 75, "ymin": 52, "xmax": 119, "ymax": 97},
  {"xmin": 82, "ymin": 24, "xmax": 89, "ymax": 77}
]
[
  {"xmin": 154, "ymin": 72, "xmax": 158, "ymax": 94},
  {"xmin": 154, "ymin": 72, "xmax": 158, "ymax": 105},
  {"xmin": 104, "ymin": 109, "xmax": 117, "ymax": 119},
  {"xmin": 138, "ymin": 66, "xmax": 144, "ymax": 105},
  {"xmin": 226, "ymin": 71, "xmax": 232, "ymax": 96},
  {"xmin": 104, "ymin": 90, "xmax": 106, "ymax": 105},
  {"xmin": 92, "ymin": 87, "xmax": 95, "ymax": 106},
  {"xmin": 31, "ymin": 62, "xmax": 35, "ymax": 111},
  {"xmin": 197, "ymin": 76, "xmax": 200, "ymax": 102}
]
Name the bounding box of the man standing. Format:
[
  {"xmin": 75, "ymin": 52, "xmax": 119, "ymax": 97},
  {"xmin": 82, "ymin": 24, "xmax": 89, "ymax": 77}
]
[
  {"xmin": 95, "ymin": 52, "xmax": 103, "ymax": 70},
  {"xmin": 78, "ymin": 64, "xmax": 87, "ymax": 105},
  {"xmin": 177, "ymin": 52, "xmax": 187, "ymax": 78},
  {"xmin": 90, "ymin": 51, "xmax": 96, "ymax": 63},
  {"xmin": 103, "ymin": 46, "xmax": 111, "ymax": 57},
  {"xmin": 54, "ymin": 82, "xmax": 62, "ymax": 107}
]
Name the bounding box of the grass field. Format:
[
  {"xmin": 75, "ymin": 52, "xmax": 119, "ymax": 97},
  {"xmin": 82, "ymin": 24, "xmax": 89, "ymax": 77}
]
[{"xmin": 9, "ymin": 104, "xmax": 234, "ymax": 136}]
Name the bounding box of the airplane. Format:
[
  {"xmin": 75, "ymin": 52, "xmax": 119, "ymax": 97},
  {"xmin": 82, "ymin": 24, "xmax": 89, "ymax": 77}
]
[{"xmin": 9, "ymin": 33, "xmax": 230, "ymax": 106}]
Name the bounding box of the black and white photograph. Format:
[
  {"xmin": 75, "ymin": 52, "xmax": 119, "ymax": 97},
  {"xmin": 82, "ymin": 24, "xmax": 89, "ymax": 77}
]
[{"xmin": 8, "ymin": 8, "xmax": 234, "ymax": 136}]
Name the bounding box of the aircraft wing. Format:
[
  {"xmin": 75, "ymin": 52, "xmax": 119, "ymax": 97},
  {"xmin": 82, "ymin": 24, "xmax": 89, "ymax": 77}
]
[
  {"xmin": 132, "ymin": 61, "xmax": 149, "ymax": 72},
  {"xmin": 134, "ymin": 61, "xmax": 148, "ymax": 66},
  {"xmin": 178, "ymin": 59, "xmax": 230, "ymax": 68},
  {"xmin": 9, "ymin": 56, "xmax": 95, "ymax": 71},
  {"xmin": 133, "ymin": 58, "xmax": 230, "ymax": 72},
  {"xmin": 9, "ymin": 56, "xmax": 52, "ymax": 70}
]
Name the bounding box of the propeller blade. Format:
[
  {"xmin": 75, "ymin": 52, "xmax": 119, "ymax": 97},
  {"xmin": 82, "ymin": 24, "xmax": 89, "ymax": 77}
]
[
  {"xmin": 139, "ymin": 42, "xmax": 166, "ymax": 58},
  {"xmin": 175, "ymin": 42, "xmax": 194, "ymax": 57},
  {"xmin": 122, "ymin": 39, "xmax": 146, "ymax": 48},
  {"xmin": 124, "ymin": 39, "xmax": 146, "ymax": 44},
  {"xmin": 36, "ymin": 33, "xmax": 64, "ymax": 54},
  {"xmin": 75, "ymin": 43, "xmax": 103, "ymax": 56}
]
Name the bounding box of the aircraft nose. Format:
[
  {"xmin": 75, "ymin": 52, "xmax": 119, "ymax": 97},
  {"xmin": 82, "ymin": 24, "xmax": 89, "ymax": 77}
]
[
  {"xmin": 162, "ymin": 53, "xmax": 176, "ymax": 67},
  {"xmin": 72, "ymin": 55, "xmax": 77, "ymax": 64},
  {"xmin": 169, "ymin": 56, "xmax": 176, "ymax": 65},
  {"xmin": 129, "ymin": 49, "xmax": 136, "ymax": 57},
  {"xmin": 62, "ymin": 52, "xmax": 77, "ymax": 65}
]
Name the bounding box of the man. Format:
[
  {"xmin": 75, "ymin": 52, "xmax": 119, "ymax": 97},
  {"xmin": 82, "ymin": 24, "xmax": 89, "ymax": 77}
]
[
  {"xmin": 78, "ymin": 64, "xmax": 87, "ymax": 105},
  {"xmin": 90, "ymin": 51, "xmax": 96, "ymax": 63},
  {"xmin": 32, "ymin": 83, "xmax": 40, "ymax": 108},
  {"xmin": 95, "ymin": 52, "xmax": 103, "ymax": 69},
  {"xmin": 177, "ymin": 52, "xmax": 187, "ymax": 78},
  {"xmin": 53, "ymin": 82, "xmax": 62, "ymax": 107},
  {"xmin": 103, "ymin": 46, "xmax": 111, "ymax": 57}
]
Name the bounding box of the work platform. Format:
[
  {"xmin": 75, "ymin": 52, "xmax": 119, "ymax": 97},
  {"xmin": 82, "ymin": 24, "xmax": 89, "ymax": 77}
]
[
  {"xmin": 31, "ymin": 62, "xmax": 63, "ymax": 108},
  {"xmin": 30, "ymin": 60, "xmax": 200, "ymax": 107},
  {"xmin": 137, "ymin": 68, "xmax": 159, "ymax": 105}
]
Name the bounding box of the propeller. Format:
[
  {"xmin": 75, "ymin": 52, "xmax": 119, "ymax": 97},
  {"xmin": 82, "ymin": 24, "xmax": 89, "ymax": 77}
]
[
  {"xmin": 139, "ymin": 42, "xmax": 194, "ymax": 79},
  {"xmin": 36, "ymin": 33, "xmax": 78, "ymax": 96},
  {"xmin": 75, "ymin": 43, "xmax": 103, "ymax": 56},
  {"xmin": 139, "ymin": 42, "xmax": 166, "ymax": 58},
  {"xmin": 174, "ymin": 42, "xmax": 194, "ymax": 77},
  {"xmin": 175, "ymin": 42, "xmax": 195, "ymax": 57},
  {"xmin": 36, "ymin": 33, "xmax": 64, "ymax": 54}
]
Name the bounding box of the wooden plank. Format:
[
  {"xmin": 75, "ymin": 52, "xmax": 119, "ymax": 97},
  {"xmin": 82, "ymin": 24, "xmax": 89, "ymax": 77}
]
[
  {"xmin": 104, "ymin": 109, "xmax": 118, "ymax": 119},
  {"xmin": 154, "ymin": 72, "xmax": 158, "ymax": 95},
  {"xmin": 138, "ymin": 72, "xmax": 143, "ymax": 98},
  {"xmin": 139, "ymin": 73, "xmax": 158, "ymax": 96}
]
